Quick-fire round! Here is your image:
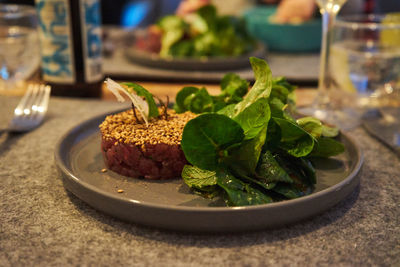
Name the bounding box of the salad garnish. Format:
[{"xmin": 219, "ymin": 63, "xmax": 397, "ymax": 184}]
[
  {"xmin": 105, "ymin": 78, "xmax": 159, "ymax": 125},
  {"xmin": 155, "ymin": 4, "xmax": 256, "ymax": 58},
  {"xmin": 176, "ymin": 57, "xmax": 345, "ymax": 206}
]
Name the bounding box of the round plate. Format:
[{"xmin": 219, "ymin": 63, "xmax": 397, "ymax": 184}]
[
  {"xmin": 124, "ymin": 44, "xmax": 266, "ymax": 71},
  {"xmin": 55, "ymin": 110, "xmax": 363, "ymax": 233}
]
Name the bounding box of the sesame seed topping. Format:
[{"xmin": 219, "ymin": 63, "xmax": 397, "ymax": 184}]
[{"xmin": 99, "ymin": 108, "xmax": 196, "ymax": 146}]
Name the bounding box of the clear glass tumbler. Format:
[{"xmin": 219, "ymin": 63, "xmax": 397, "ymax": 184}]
[
  {"xmin": 0, "ymin": 4, "xmax": 40, "ymax": 91},
  {"xmin": 330, "ymin": 14, "xmax": 400, "ymax": 112}
]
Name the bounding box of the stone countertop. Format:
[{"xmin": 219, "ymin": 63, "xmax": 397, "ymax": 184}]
[{"xmin": 0, "ymin": 96, "xmax": 399, "ymax": 266}]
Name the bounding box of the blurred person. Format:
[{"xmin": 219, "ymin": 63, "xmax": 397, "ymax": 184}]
[
  {"xmin": 175, "ymin": 0, "xmax": 210, "ymax": 16},
  {"xmin": 274, "ymin": 0, "xmax": 316, "ymax": 23}
]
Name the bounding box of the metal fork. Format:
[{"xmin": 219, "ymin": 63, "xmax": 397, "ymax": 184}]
[{"xmin": 1, "ymin": 84, "xmax": 51, "ymax": 134}]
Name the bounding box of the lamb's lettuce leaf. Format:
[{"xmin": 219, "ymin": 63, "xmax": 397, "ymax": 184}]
[
  {"xmin": 273, "ymin": 117, "xmax": 315, "ymax": 157},
  {"xmin": 217, "ymin": 169, "xmax": 273, "ymax": 206},
  {"xmin": 177, "ymin": 57, "xmax": 344, "ymax": 207},
  {"xmin": 181, "ymin": 113, "xmax": 244, "ymax": 171},
  {"xmin": 233, "ymin": 98, "xmax": 270, "ymax": 140},
  {"xmin": 227, "ymin": 125, "xmax": 267, "ymax": 174},
  {"xmin": 256, "ymin": 150, "xmax": 293, "ymax": 184},
  {"xmin": 234, "ymin": 57, "xmax": 272, "ymax": 116},
  {"xmin": 310, "ymin": 137, "xmax": 345, "ymax": 157}
]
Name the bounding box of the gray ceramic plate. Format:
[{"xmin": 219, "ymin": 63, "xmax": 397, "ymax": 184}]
[
  {"xmin": 55, "ymin": 110, "xmax": 363, "ymax": 233},
  {"xmin": 124, "ymin": 44, "xmax": 266, "ymax": 71}
]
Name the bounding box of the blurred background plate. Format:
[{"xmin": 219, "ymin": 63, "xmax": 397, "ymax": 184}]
[
  {"xmin": 124, "ymin": 41, "xmax": 266, "ymax": 71},
  {"xmin": 244, "ymin": 6, "xmax": 322, "ymax": 53}
]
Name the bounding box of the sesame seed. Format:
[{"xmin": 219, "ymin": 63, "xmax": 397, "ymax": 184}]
[{"xmin": 99, "ymin": 108, "xmax": 196, "ymax": 146}]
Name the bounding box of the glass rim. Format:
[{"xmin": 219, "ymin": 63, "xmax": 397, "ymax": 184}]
[
  {"xmin": 0, "ymin": 4, "xmax": 36, "ymax": 19},
  {"xmin": 335, "ymin": 14, "xmax": 400, "ymax": 30}
]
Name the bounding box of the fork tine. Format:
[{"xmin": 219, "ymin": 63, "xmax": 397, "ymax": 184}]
[
  {"xmin": 23, "ymin": 84, "xmax": 40, "ymax": 118},
  {"xmin": 31, "ymin": 84, "xmax": 45, "ymax": 117},
  {"xmin": 14, "ymin": 84, "xmax": 35, "ymax": 116},
  {"xmin": 33, "ymin": 84, "xmax": 51, "ymax": 118},
  {"xmin": 39, "ymin": 85, "xmax": 51, "ymax": 113}
]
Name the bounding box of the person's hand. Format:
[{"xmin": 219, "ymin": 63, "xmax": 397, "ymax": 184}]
[
  {"xmin": 274, "ymin": 0, "xmax": 316, "ymax": 24},
  {"xmin": 176, "ymin": 0, "xmax": 210, "ymax": 17}
]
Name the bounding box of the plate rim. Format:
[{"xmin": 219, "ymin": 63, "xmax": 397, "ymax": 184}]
[{"xmin": 55, "ymin": 109, "xmax": 364, "ymax": 214}]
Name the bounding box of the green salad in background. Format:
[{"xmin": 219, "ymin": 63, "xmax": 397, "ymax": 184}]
[
  {"xmin": 174, "ymin": 57, "xmax": 345, "ymax": 207},
  {"xmin": 141, "ymin": 4, "xmax": 257, "ymax": 58}
]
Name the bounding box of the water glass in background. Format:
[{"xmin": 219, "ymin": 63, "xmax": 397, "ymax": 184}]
[
  {"xmin": 0, "ymin": 5, "xmax": 40, "ymax": 92},
  {"xmin": 330, "ymin": 14, "xmax": 400, "ymax": 111}
]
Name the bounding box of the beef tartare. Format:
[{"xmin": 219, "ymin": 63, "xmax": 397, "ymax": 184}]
[{"xmin": 99, "ymin": 108, "xmax": 196, "ymax": 179}]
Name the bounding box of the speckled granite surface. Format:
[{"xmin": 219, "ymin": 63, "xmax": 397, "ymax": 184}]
[{"xmin": 0, "ymin": 96, "xmax": 399, "ymax": 267}]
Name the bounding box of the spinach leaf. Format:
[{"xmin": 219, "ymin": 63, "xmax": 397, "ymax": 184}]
[
  {"xmin": 297, "ymin": 117, "xmax": 323, "ymax": 139},
  {"xmin": 273, "ymin": 117, "xmax": 315, "ymax": 157},
  {"xmin": 322, "ymin": 124, "xmax": 340, "ymax": 137},
  {"xmin": 220, "ymin": 73, "xmax": 249, "ymax": 102},
  {"xmin": 189, "ymin": 88, "xmax": 213, "ymax": 113},
  {"xmin": 182, "ymin": 165, "xmax": 217, "ymax": 189},
  {"xmin": 272, "ymin": 183, "xmax": 306, "ymax": 199},
  {"xmin": 181, "ymin": 114, "xmax": 244, "ymax": 171},
  {"xmin": 264, "ymin": 119, "xmax": 281, "ymax": 151},
  {"xmin": 217, "ymin": 169, "xmax": 273, "ymax": 206},
  {"xmin": 256, "ymin": 150, "xmax": 293, "ymax": 184},
  {"xmin": 269, "ymin": 97, "xmax": 296, "ymax": 122},
  {"xmin": 231, "ymin": 167, "xmax": 276, "ymax": 190},
  {"xmin": 275, "ymin": 152, "xmax": 317, "ymax": 185},
  {"xmin": 310, "ymin": 137, "xmax": 345, "ymax": 158},
  {"xmin": 174, "ymin": 87, "xmax": 213, "ymax": 114},
  {"xmin": 122, "ymin": 82, "xmax": 159, "ymax": 118},
  {"xmin": 217, "ymin": 103, "xmax": 235, "ymax": 117},
  {"xmin": 174, "ymin": 86, "xmax": 199, "ymax": 113},
  {"xmin": 234, "ymin": 57, "xmax": 272, "ymax": 116},
  {"xmin": 270, "ymin": 84, "xmax": 289, "ymax": 103},
  {"xmin": 227, "ymin": 125, "xmax": 267, "ymax": 174},
  {"xmin": 272, "ymin": 76, "xmax": 296, "ymax": 93},
  {"xmin": 233, "ymin": 98, "xmax": 270, "ymax": 140}
]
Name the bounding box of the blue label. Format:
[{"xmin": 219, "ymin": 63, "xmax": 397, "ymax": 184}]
[{"xmin": 36, "ymin": 0, "xmax": 75, "ymax": 83}]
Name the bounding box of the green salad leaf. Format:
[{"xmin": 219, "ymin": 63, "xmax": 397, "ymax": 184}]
[
  {"xmin": 172, "ymin": 57, "xmax": 345, "ymax": 207},
  {"xmin": 181, "ymin": 113, "xmax": 244, "ymax": 171},
  {"xmin": 217, "ymin": 169, "xmax": 273, "ymax": 206},
  {"xmin": 310, "ymin": 137, "xmax": 345, "ymax": 157},
  {"xmin": 234, "ymin": 57, "xmax": 272, "ymax": 116},
  {"xmin": 156, "ymin": 4, "xmax": 256, "ymax": 58},
  {"xmin": 174, "ymin": 73, "xmax": 249, "ymax": 114},
  {"xmin": 256, "ymin": 151, "xmax": 293, "ymax": 184},
  {"xmin": 233, "ymin": 98, "xmax": 270, "ymax": 140},
  {"xmin": 182, "ymin": 165, "xmax": 217, "ymax": 189},
  {"xmin": 157, "ymin": 15, "xmax": 186, "ymax": 57},
  {"xmin": 273, "ymin": 117, "xmax": 315, "ymax": 157},
  {"xmin": 227, "ymin": 125, "xmax": 267, "ymax": 174}
]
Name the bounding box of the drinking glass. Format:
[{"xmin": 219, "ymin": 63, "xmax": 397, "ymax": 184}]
[
  {"xmin": 330, "ymin": 14, "xmax": 400, "ymax": 111},
  {"xmin": 299, "ymin": 0, "xmax": 349, "ymax": 128},
  {"xmin": 0, "ymin": 5, "xmax": 40, "ymax": 91}
]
